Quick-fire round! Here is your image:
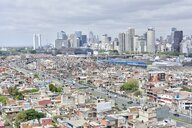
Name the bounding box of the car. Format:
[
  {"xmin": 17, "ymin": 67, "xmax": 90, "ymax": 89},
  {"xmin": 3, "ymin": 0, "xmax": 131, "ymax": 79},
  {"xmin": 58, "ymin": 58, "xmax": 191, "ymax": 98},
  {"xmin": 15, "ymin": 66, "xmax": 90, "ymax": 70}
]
[
  {"xmin": 173, "ymin": 113, "xmax": 179, "ymax": 117},
  {"xmin": 127, "ymin": 101, "xmax": 133, "ymax": 104}
]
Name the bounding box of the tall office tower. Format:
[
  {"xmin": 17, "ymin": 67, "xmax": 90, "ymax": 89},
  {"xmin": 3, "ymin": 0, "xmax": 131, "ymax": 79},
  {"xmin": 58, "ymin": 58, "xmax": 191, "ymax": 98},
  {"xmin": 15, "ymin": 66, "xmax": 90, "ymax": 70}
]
[
  {"xmin": 133, "ymin": 35, "xmax": 139, "ymax": 53},
  {"xmin": 82, "ymin": 35, "xmax": 87, "ymax": 45},
  {"xmin": 138, "ymin": 36, "xmax": 147, "ymax": 53},
  {"xmin": 118, "ymin": 33, "xmax": 126, "ymax": 52},
  {"xmin": 55, "ymin": 40, "xmax": 63, "ymax": 49},
  {"xmin": 172, "ymin": 31, "xmax": 183, "ymax": 52},
  {"xmin": 33, "ymin": 34, "xmax": 41, "ymax": 50},
  {"xmin": 113, "ymin": 38, "xmax": 119, "ymax": 51},
  {"xmin": 108, "ymin": 37, "xmax": 112, "ymax": 42},
  {"xmin": 147, "ymin": 28, "xmax": 156, "ymax": 53},
  {"xmin": 68, "ymin": 34, "xmax": 75, "ymax": 48},
  {"xmin": 101, "ymin": 34, "xmax": 109, "ymax": 50},
  {"xmin": 75, "ymin": 38, "xmax": 80, "ymax": 48},
  {"xmin": 57, "ymin": 31, "xmax": 68, "ymax": 40},
  {"xmin": 89, "ymin": 31, "xmax": 94, "ymax": 44},
  {"xmin": 171, "ymin": 27, "xmax": 177, "ymax": 44},
  {"xmin": 55, "ymin": 31, "xmax": 68, "ymax": 49},
  {"xmin": 166, "ymin": 35, "xmax": 172, "ymax": 44},
  {"xmin": 33, "ymin": 34, "xmax": 38, "ymax": 50},
  {"xmin": 125, "ymin": 28, "xmax": 135, "ymax": 52},
  {"xmin": 96, "ymin": 35, "xmax": 100, "ymax": 43},
  {"xmin": 37, "ymin": 34, "xmax": 42, "ymax": 49},
  {"xmin": 75, "ymin": 31, "xmax": 82, "ymax": 46}
]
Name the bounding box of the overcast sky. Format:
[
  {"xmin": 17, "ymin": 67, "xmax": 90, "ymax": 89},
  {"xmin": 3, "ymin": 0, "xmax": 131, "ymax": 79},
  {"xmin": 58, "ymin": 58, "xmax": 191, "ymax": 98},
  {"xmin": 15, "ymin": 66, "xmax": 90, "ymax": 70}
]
[{"xmin": 1, "ymin": 0, "xmax": 192, "ymax": 46}]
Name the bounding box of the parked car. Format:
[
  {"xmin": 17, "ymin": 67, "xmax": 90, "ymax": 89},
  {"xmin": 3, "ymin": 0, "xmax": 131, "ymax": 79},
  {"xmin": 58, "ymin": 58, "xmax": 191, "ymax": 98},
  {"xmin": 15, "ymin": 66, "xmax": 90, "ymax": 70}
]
[
  {"xmin": 127, "ymin": 101, "xmax": 133, "ymax": 104},
  {"xmin": 173, "ymin": 113, "xmax": 179, "ymax": 117}
]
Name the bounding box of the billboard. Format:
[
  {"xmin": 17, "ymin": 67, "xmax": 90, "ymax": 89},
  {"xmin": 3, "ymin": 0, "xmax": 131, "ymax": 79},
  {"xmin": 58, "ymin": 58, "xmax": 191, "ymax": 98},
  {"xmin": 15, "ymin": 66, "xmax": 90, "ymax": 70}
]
[{"xmin": 96, "ymin": 102, "xmax": 112, "ymax": 113}]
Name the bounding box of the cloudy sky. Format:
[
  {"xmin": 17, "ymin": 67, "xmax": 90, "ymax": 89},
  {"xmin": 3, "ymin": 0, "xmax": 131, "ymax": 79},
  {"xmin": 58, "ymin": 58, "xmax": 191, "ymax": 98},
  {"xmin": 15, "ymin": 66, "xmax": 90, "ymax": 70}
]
[{"xmin": 0, "ymin": 0, "xmax": 192, "ymax": 46}]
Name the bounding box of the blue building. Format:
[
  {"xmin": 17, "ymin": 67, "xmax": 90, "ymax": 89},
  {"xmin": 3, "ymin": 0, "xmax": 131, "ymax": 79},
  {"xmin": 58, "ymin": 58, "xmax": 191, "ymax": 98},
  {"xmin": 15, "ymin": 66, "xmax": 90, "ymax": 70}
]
[
  {"xmin": 97, "ymin": 59, "xmax": 146, "ymax": 67},
  {"xmin": 82, "ymin": 35, "xmax": 87, "ymax": 45}
]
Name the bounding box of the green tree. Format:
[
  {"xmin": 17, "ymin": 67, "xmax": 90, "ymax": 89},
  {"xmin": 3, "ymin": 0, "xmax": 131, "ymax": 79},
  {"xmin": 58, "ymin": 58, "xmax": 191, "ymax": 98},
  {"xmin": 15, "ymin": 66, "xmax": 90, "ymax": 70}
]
[
  {"xmin": 120, "ymin": 79, "xmax": 139, "ymax": 92},
  {"xmin": 15, "ymin": 109, "xmax": 44, "ymax": 127},
  {"xmin": 0, "ymin": 96, "xmax": 8, "ymax": 105},
  {"xmin": 49, "ymin": 83, "xmax": 62, "ymax": 93},
  {"xmin": 49, "ymin": 83, "xmax": 57, "ymax": 92},
  {"xmin": 8, "ymin": 86, "xmax": 24, "ymax": 100},
  {"xmin": 56, "ymin": 87, "xmax": 62, "ymax": 92}
]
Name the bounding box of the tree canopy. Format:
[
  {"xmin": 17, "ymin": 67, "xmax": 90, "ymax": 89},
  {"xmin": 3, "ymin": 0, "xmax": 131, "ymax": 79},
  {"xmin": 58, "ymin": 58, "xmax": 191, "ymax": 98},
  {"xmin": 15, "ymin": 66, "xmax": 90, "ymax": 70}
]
[
  {"xmin": 15, "ymin": 109, "xmax": 44, "ymax": 127},
  {"xmin": 49, "ymin": 83, "xmax": 62, "ymax": 93},
  {"xmin": 120, "ymin": 79, "xmax": 139, "ymax": 92},
  {"xmin": 0, "ymin": 96, "xmax": 8, "ymax": 105},
  {"xmin": 8, "ymin": 86, "xmax": 24, "ymax": 100}
]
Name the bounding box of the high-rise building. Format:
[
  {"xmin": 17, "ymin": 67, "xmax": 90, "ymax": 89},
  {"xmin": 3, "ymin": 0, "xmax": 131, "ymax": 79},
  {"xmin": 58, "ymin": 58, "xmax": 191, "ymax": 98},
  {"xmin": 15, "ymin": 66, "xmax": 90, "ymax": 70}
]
[
  {"xmin": 108, "ymin": 37, "xmax": 112, "ymax": 42},
  {"xmin": 172, "ymin": 31, "xmax": 183, "ymax": 52},
  {"xmin": 55, "ymin": 40, "xmax": 63, "ymax": 49},
  {"xmin": 138, "ymin": 36, "xmax": 147, "ymax": 53},
  {"xmin": 75, "ymin": 38, "xmax": 80, "ymax": 48},
  {"xmin": 133, "ymin": 35, "xmax": 139, "ymax": 53},
  {"xmin": 113, "ymin": 38, "xmax": 119, "ymax": 51},
  {"xmin": 125, "ymin": 28, "xmax": 135, "ymax": 52},
  {"xmin": 82, "ymin": 35, "xmax": 87, "ymax": 45},
  {"xmin": 101, "ymin": 34, "xmax": 109, "ymax": 49},
  {"xmin": 37, "ymin": 34, "xmax": 42, "ymax": 49},
  {"xmin": 55, "ymin": 31, "xmax": 68, "ymax": 49},
  {"xmin": 118, "ymin": 33, "xmax": 126, "ymax": 52},
  {"xmin": 89, "ymin": 31, "xmax": 94, "ymax": 44},
  {"xmin": 57, "ymin": 31, "xmax": 67, "ymax": 40},
  {"xmin": 68, "ymin": 34, "xmax": 75, "ymax": 48},
  {"xmin": 147, "ymin": 28, "xmax": 155, "ymax": 53},
  {"xmin": 33, "ymin": 34, "xmax": 41, "ymax": 50},
  {"xmin": 75, "ymin": 31, "xmax": 82, "ymax": 46},
  {"xmin": 171, "ymin": 28, "xmax": 177, "ymax": 44}
]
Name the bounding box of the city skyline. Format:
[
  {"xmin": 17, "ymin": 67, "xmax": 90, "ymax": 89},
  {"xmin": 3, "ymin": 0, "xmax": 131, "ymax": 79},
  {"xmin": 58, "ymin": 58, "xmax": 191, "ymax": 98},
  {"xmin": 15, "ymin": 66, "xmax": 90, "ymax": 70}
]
[{"xmin": 1, "ymin": 0, "xmax": 192, "ymax": 46}]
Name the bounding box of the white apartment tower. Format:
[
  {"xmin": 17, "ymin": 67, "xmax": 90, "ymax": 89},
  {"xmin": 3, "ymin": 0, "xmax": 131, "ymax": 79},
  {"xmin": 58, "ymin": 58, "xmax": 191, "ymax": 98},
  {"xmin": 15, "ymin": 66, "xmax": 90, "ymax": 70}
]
[
  {"xmin": 33, "ymin": 34, "xmax": 42, "ymax": 50},
  {"xmin": 125, "ymin": 28, "xmax": 135, "ymax": 52},
  {"xmin": 147, "ymin": 28, "xmax": 155, "ymax": 53},
  {"xmin": 118, "ymin": 33, "xmax": 126, "ymax": 52}
]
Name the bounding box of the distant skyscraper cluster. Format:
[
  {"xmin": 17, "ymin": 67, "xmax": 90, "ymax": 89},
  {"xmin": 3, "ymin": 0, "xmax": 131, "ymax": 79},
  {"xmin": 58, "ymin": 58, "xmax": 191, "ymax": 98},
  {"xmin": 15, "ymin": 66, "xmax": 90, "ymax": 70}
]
[
  {"xmin": 32, "ymin": 27, "xmax": 192, "ymax": 55},
  {"xmin": 117, "ymin": 28, "xmax": 155, "ymax": 53},
  {"xmin": 33, "ymin": 34, "xmax": 42, "ymax": 50},
  {"xmin": 156, "ymin": 28, "xmax": 184, "ymax": 54},
  {"xmin": 53, "ymin": 30, "xmax": 99, "ymax": 50}
]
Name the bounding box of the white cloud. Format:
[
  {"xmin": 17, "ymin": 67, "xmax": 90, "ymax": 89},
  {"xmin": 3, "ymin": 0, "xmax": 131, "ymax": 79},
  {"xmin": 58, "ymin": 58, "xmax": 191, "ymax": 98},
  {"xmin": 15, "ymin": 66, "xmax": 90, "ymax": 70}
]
[{"xmin": 0, "ymin": 0, "xmax": 192, "ymax": 46}]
